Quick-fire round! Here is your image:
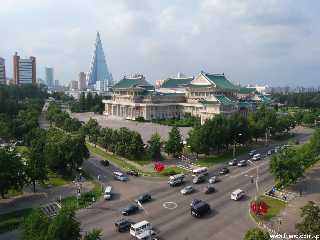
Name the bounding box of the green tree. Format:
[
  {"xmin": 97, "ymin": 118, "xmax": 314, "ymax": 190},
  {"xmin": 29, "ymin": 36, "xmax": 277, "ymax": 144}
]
[
  {"xmin": 46, "ymin": 207, "xmax": 81, "ymax": 240},
  {"xmin": 244, "ymin": 228, "xmax": 270, "ymax": 240},
  {"xmin": 0, "ymin": 148, "xmax": 25, "ymax": 198},
  {"xmin": 79, "ymin": 92, "xmax": 86, "ymax": 112},
  {"xmin": 81, "ymin": 118, "xmax": 100, "ymax": 146},
  {"xmin": 147, "ymin": 133, "xmax": 162, "ymax": 161},
  {"xmin": 270, "ymin": 148, "xmax": 304, "ymax": 187},
  {"xmin": 165, "ymin": 126, "xmax": 183, "ymax": 157},
  {"xmin": 187, "ymin": 124, "xmax": 207, "ymax": 155},
  {"xmin": 21, "ymin": 209, "xmax": 50, "ymax": 240},
  {"xmin": 296, "ymin": 201, "xmax": 320, "ymax": 235},
  {"xmin": 83, "ymin": 229, "xmax": 102, "ymax": 240}
]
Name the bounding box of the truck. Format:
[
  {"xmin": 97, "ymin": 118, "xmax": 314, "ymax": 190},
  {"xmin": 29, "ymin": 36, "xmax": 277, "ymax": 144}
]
[{"xmin": 130, "ymin": 220, "xmax": 155, "ymax": 240}]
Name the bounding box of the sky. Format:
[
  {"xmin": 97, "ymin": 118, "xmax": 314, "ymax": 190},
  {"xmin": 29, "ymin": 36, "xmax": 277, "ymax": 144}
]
[{"xmin": 1, "ymin": 0, "xmax": 320, "ymax": 87}]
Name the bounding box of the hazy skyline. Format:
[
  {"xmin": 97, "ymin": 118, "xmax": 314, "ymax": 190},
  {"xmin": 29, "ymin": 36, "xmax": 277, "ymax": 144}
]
[{"xmin": 1, "ymin": 0, "xmax": 319, "ymax": 86}]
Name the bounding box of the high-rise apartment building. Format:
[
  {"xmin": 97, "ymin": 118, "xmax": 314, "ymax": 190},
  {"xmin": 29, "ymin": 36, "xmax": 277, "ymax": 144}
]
[
  {"xmin": 78, "ymin": 72, "xmax": 86, "ymax": 90},
  {"xmin": 13, "ymin": 52, "xmax": 36, "ymax": 85},
  {"xmin": 45, "ymin": 67, "xmax": 54, "ymax": 88},
  {"xmin": 54, "ymin": 80, "xmax": 59, "ymax": 87},
  {"xmin": 0, "ymin": 58, "xmax": 6, "ymax": 84},
  {"xmin": 70, "ymin": 80, "xmax": 78, "ymax": 90}
]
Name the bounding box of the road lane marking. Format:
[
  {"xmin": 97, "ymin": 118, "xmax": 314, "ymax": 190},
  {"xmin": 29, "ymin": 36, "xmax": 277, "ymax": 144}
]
[{"xmin": 163, "ymin": 202, "xmax": 178, "ymax": 210}]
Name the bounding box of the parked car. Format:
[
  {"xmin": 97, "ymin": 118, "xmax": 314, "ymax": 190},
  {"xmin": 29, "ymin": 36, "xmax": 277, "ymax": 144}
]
[
  {"xmin": 249, "ymin": 150, "xmax": 257, "ymax": 157},
  {"xmin": 203, "ymin": 185, "xmax": 215, "ymax": 194},
  {"xmin": 219, "ymin": 167, "xmax": 230, "ymax": 175},
  {"xmin": 192, "ymin": 174, "xmax": 206, "ymax": 184},
  {"xmin": 180, "ymin": 185, "xmax": 194, "ymax": 195},
  {"xmin": 100, "ymin": 160, "xmax": 109, "ymax": 166},
  {"xmin": 126, "ymin": 169, "xmax": 139, "ymax": 176},
  {"xmin": 122, "ymin": 204, "xmax": 139, "ymax": 216},
  {"xmin": 114, "ymin": 218, "xmax": 135, "ymax": 232},
  {"xmin": 191, "ymin": 200, "xmax": 211, "ymax": 218},
  {"xmin": 208, "ymin": 176, "xmax": 219, "ymax": 184},
  {"xmin": 135, "ymin": 193, "xmax": 152, "ymax": 203},
  {"xmin": 228, "ymin": 159, "xmax": 238, "ymax": 166},
  {"xmin": 237, "ymin": 160, "xmax": 247, "ymax": 167}
]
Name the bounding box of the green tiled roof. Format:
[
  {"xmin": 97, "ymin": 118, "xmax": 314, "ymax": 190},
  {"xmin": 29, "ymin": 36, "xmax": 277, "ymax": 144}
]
[
  {"xmin": 259, "ymin": 95, "xmax": 271, "ymax": 103},
  {"xmin": 215, "ymin": 95, "xmax": 235, "ymax": 105},
  {"xmin": 113, "ymin": 76, "xmax": 154, "ymax": 90},
  {"xmin": 188, "ymin": 84, "xmax": 212, "ymax": 88},
  {"xmin": 239, "ymin": 87, "xmax": 256, "ymax": 94},
  {"xmin": 204, "ymin": 73, "xmax": 238, "ymax": 92},
  {"xmin": 161, "ymin": 77, "xmax": 194, "ymax": 88}
]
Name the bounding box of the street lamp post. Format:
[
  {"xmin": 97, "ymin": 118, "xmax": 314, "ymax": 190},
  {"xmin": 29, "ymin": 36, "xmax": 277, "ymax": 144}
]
[
  {"xmin": 265, "ymin": 127, "xmax": 272, "ymax": 145},
  {"xmin": 233, "ymin": 133, "xmax": 242, "ymax": 158},
  {"xmin": 248, "ymin": 160, "xmax": 259, "ymax": 200}
]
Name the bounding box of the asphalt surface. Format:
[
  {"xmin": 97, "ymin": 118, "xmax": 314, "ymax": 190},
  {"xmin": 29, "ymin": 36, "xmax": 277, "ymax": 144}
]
[{"xmin": 78, "ymin": 127, "xmax": 312, "ymax": 240}]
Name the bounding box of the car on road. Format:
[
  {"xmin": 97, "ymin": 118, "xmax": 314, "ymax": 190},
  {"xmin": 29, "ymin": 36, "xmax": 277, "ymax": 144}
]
[
  {"xmin": 219, "ymin": 167, "xmax": 230, "ymax": 175},
  {"xmin": 180, "ymin": 185, "xmax": 194, "ymax": 195},
  {"xmin": 191, "ymin": 200, "xmax": 211, "ymax": 218},
  {"xmin": 122, "ymin": 204, "xmax": 139, "ymax": 216},
  {"xmin": 203, "ymin": 185, "xmax": 215, "ymax": 194},
  {"xmin": 237, "ymin": 160, "xmax": 247, "ymax": 167},
  {"xmin": 100, "ymin": 160, "xmax": 110, "ymax": 166},
  {"xmin": 228, "ymin": 159, "xmax": 238, "ymax": 166},
  {"xmin": 231, "ymin": 189, "xmax": 245, "ymax": 201},
  {"xmin": 113, "ymin": 171, "xmax": 129, "ymax": 181},
  {"xmin": 190, "ymin": 199, "xmax": 201, "ymax": 207},
  {"xmin": 135, "ymin": 193, "xmax": 152, "ymax": 204},
  {"xmin": 192, "ymin": 174, "xmax": 206, "ymax": 184},
  {"xmin": 267, "ymin": 150, "xmax": 273, "ymax": 156},
  {"xmin": 252, "ymin": 154, "xmax": 261, "ymax": 161},
  {"xmin": 126, "ymin": 169, "xmax": 139, "ymax": 177},
  {"xmin": 103, "ymin": 186, "xmax": 112, "ymax": 200},
  {"xmin": 208, "ymin": 176, "xmax": 219, "ymax": 184},
  {"xmin": 114, "ymin": 218, "xmax": 135, "ymax": 232},
  {"xmin": 249, "ymin": 150, "xmax": 257, "ymax": 157},
  {"xmin": 168, "ymin": 174, "xmax": 185, "ymax": 187}
]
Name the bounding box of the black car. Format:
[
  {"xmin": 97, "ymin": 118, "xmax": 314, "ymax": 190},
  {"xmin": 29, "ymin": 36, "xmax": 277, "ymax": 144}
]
[
  {"xmin": 219, "ymin": 167, "xmax": 230, "ymax": 175},
  {"xmin": 100, "ymin": 160, "xmax": 109, "ymax": 166},
  {"xmin": 190, "ymin": 199, "xmax": 201, "ymax": 207},
  {"xmin": 203, "ymin": 185, "xmax": 215, "ymax": 194},
  {"xmin": 191, "ymin": 200, "xmax": 211, "ymax": 218},
  {"xmin": 114, "ymin": 218, "xmax": 135, "ymax": 232},
  {"xmin": 135, "ymin": 193, "xmax": 152, "ymax": 203},
  {"xmin": 126, "ymin": 169, "xmax": 139, "ymax": 176},
  {"xmin": 121, "ymin": 204, "xmax": 139, "ymax": 216},
  {"xmin": 192, "ymin": 174, "xmax": 206, "ymax": 184}
]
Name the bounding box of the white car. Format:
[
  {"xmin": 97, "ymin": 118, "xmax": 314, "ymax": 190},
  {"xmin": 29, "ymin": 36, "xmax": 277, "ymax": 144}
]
[
  {"xmin": 231, "ymin": 189, "xmax": 245, "ymax": 201},
  {"xmin": 237, "ymin": 160, "xmax": 247, "ymax": 167},
  {"xmin": 208, "ymin": 176, "xmax": 218, "ymax": 184},
  {"xmin": 180, "ymin": 186, "xmax": 194, "ymax": 195}
]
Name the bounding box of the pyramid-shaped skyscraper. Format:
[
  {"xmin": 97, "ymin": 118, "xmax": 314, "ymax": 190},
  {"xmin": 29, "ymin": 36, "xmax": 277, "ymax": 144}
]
[{"xmin": 87, "ymin": 32, "xmax": 113, "ymax": 91}]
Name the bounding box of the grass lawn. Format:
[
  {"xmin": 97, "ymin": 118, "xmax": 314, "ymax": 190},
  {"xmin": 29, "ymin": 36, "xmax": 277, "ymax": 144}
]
[
  {"xmin": 143, "ymin": 166, "xmax": 190, "ymax": 177},
  {"xmin": 86, "ymin": 144, "xmax": 139, "ymax": 171},
  {"xmin": 251, "ymin": 195, "xmax": 287, "ymax": 222},
  {"xmin": 62, "ymin": 181, "xmax": 103, "ymax": 210},
  {"xmin": 196, "ymin": 147, "xmax": 250, "ymax": 167},
  {"xmin": 0, "ymin": 208, "xmax": 32, "ymax": 234},
  {"xmin": 41, "ymin": 171, "xmax": 73, "ymax": 188}
]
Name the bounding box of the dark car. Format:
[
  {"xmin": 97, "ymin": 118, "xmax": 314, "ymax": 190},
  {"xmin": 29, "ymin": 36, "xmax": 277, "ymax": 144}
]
[
  {"xmin": 203, "ymin": 185, "xmax": 215, "ymax": 194},
  {"xmin": 100, "ymin": 160, "xmax": 109, "ymax": 166},
  {"xmin": 219, "ymin": 167, "xmax": 230, "ymax": 175},
  {"xmin": 192, "ymin": 174, "xmax": 206, "ymax": 184},
  {"xmin": 121, "ymin": 204, "xmax": 139, "ymax": 216},
  {"xmin": 249, "ymin": 150, "xmax": 257, "ymax": 157},
  {"xmin": 114, "ymin": 218, "xmax": 135, "ymax": 232},
  {"xmin": 190, "ymin": 199, "xmax": 201, "ymax": 207},
  {"xmin": 126, "ymin": 169, "xmax": 139, "ymax": 176},
  {"xmin": 135, "ymin": 193, "xmax": 152, "ymax": 203},
  {"xmin": 191, "ymin": 200, "xmax": 211, "ymax": 218}
]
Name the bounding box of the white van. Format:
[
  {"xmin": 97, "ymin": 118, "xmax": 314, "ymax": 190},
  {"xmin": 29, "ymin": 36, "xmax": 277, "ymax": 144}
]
[
  {"xmin": 168, "ymin": 174, "xmax": 185, "ymax": 187},
  {"xmin": 192, "ymin": 167, "xmax": 208, "ymax": 176},
  {"xmin": 130, "ymin": 220, "xmax": 155, "ymax": 240},
  {"xmin": 113, "ymin": 171, "xmax": 128, "ymax": 181},
  {"xmin": 231, "ymin": 189, "xmax": 245, "ymax": 200},
  {"xmin": 103, "ymin": 186, "xmax": 112, "ymax": 200}
]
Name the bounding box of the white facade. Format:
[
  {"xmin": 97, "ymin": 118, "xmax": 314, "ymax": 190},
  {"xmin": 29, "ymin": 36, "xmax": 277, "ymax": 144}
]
[
  {"xmin": 19, "ymin": 59, "xmax": 34, "ymax": 84},
  {"xmin": 0, "ymin": 58, "xmax": 5, "ymax": 84}
]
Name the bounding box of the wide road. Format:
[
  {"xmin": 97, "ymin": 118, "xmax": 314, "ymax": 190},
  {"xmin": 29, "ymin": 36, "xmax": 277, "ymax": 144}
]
[{"xmin": 79, "ymin": 127, "xmax": 312, "ymax": 240}]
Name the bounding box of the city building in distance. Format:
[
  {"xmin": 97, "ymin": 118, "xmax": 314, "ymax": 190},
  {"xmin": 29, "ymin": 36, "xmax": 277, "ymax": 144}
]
[
  {"xmin": 70, "ymin": 80, "xmax": 79, "ymax": 91},
  {"xmin": 103, "ymin": 71, "xmax": 268, "ymax": 124},
  {"xmin": 0, "ymin": 57, "xmax": 6, "ymax": 84},
  {"xmin": 86, "ymin": 32, "xmax": 113, "ymax": 93},
  {"xmin": 78, "ymin": 72, "xmax": 86, "ymax": 90},
  {"xmin": 13, "ymin": 52, "xmax": 36, "ymax": 85},
  {"xmin": 45, "ymin": 67, "xmax": 54, "ymax": 88}
]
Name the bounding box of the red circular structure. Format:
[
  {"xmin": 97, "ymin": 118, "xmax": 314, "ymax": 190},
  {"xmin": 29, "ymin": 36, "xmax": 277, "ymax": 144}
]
[{"xmin": 154, "ymin": 162, "xmax": 165, "ymax": 172}]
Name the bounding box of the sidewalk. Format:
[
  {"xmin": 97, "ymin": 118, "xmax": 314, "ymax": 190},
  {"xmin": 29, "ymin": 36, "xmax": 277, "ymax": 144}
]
[{"xmin": 0, "ymin": 181, "xmax": 93, "ymax": 215}]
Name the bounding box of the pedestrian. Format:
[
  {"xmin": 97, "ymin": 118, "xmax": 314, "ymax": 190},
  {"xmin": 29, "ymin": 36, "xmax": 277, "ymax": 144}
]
[
  {"xmin": 251, "ymin": 177, "xmax": 254, "ymax": 184},
  {"xmin": 97, "ymin": 175, "xmax": 100, "ymax": 181}
]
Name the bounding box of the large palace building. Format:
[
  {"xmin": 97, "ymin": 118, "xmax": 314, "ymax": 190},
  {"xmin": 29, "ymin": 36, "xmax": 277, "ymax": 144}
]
[{"xmin": 103, "ymin": 71, "xmax": 269, "ymax": 124}]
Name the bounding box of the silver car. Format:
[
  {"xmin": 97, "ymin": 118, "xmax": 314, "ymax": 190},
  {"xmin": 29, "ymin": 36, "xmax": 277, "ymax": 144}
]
[{"xmin": 180, "ymin": 186, "xmax": 194, "ymax": 195}]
